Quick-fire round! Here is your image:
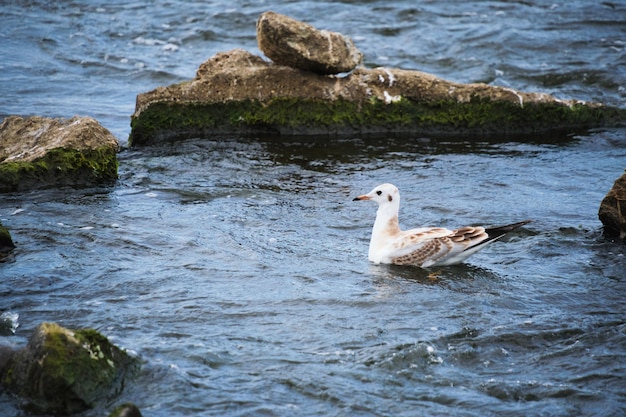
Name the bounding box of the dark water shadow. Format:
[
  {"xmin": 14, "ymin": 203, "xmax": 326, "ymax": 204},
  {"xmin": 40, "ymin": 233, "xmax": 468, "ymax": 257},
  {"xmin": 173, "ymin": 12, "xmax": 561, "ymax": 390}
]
[
  {"xmin": 122, "ymin": 130, "xmax": 582, "ymax": 171},
  {"xmin": 253, "ymin": 131, "xmax": 582, "ymax": 170},
  {"xmin": 586, "ymin": 232, "xmax": 626, "ymax": 282},
  {"xmin": 368, "ymin": 262, "xmax": 503, "ymax": 290}
]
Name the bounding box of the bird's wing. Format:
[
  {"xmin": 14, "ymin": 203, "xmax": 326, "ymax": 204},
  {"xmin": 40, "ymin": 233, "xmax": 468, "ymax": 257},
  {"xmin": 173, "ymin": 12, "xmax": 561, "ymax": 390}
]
[{"xmin": 388, "ymin": 226, "xmax": 488, "ymax": 267}]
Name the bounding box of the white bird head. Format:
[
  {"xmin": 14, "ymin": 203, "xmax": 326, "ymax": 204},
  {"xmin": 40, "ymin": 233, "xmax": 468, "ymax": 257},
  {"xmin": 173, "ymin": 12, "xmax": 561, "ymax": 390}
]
[{"xmin": 353, "ymin": 183, "xmax": 400, "ymax": 208}]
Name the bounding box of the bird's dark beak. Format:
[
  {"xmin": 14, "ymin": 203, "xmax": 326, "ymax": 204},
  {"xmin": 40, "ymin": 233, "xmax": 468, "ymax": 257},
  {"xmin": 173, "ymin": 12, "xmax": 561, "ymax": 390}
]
[{"xmin": 353, "ymin": 195, "xmax": 369, "ymax": 201}]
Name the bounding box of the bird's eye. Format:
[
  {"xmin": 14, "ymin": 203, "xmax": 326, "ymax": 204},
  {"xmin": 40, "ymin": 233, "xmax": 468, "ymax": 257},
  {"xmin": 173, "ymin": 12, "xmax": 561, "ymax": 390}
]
[{"xmin": 376, "ymin": 190, "xmax": 382, "ymax": 196}]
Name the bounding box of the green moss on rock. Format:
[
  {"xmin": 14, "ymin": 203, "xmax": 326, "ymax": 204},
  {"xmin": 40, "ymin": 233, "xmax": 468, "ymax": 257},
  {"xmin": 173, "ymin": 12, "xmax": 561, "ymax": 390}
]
[
  {"xmin": 1, "ymin": 322, "xmax": 137, "ymax": 415},
  {"xmin": 0, "ymin": 146, "xmax": 118, "ymax": 193},
  {"xmin": 0, "ymin": 220, "xmax": 14, "ymax": 253},
  {"xmin": 129, "ymin": 96, "xmax": 623, "ymax": 146}
]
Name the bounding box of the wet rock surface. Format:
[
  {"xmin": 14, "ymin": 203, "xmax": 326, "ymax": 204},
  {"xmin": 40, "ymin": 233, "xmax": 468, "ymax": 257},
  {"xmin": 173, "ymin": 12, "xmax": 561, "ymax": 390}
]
[
  {"xmin": 0, "ymin": 220, "xmax": 14, "ymax": 255},
  {"xmin": 130, "ymin": 47, "xmax": 621, "ymax": 145},
  {"xmin": 256, "ymin": 11, "xmax": 362, "ymax": 74},
  {"xmin": 599, "ymin": 170, "xmax": 626, "ymax": 241},
  {"xmin": 1, "ymin": 322, "xmax": 137, "ymax": 415},
  {"xmin": 0, "ymin": 115, "xmax": 119, "ymax": 192}
]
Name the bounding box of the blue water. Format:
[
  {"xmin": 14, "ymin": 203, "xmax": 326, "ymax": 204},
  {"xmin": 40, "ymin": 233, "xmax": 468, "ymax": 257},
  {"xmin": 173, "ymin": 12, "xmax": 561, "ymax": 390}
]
[{"xmin": 1, "ymin": 1, "xmax": 626, "ymax": 416}]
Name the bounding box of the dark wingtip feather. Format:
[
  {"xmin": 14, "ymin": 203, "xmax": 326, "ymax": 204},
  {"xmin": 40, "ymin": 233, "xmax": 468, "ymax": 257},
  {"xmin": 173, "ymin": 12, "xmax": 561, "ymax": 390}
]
[{"xmin": 484, "ymin": 220, "xmax": 532, "ymax": 241}]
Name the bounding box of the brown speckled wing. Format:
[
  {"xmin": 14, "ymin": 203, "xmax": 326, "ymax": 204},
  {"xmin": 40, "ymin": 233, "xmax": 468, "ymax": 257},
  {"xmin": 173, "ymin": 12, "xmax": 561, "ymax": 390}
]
[
  {"xmin": 450, "ymin": 226, "xmax": 487, "ymax": 243},
  {"xmin": 391, "ymin": 238, "xmax": 450, "ymax": 266},
  {"xmin": 390, "ymin": 226, "xmax": 488, "ymax": 266}
]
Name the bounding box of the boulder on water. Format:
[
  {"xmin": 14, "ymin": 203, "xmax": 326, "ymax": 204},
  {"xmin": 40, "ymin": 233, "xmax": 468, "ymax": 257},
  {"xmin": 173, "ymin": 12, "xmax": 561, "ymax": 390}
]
[
  {"xmin": 129, "ymin": 12, "xmax": 625, "ymax": 146},
  {"xmin": 257, "ymin": 11, "xmax": 362, "ymax": 75},
  {"xmin": 0, "ymin": 115, "xmax": 120, "ymax": 192},
  {"xmin": 1, "ymin": 322, "xmax": 138, "ymax": 415},
  {"xmin": 599, "ymin": 170, "xmax": 626, "ymax": 241},
  {"xmin": 130, "ymin": 49, "xmax": 623, "ymax": 146}
]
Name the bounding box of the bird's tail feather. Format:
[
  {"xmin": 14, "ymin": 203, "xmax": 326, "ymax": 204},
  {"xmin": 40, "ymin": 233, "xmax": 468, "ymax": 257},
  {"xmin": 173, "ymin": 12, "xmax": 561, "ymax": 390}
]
[{"xmin": 482, "ymin": 220, "xmax": 532, "ymax": 244}]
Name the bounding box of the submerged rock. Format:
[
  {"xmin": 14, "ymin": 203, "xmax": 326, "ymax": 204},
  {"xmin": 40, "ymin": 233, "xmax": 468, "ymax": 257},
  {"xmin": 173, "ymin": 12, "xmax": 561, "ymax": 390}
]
[
  {"xmin": 130, "ymin": 48, "xmax": 624, "ymax": 146},
  {"xmin": 257, "ymin": 11, "xmax": 362, "ymax": 74},
  {"xmin": 108, "ymin": 403, "xmax": 143, "ymax": 417},
  {"xmin": 599, "ymin": 170, "xmax": 626, "ymax": 241},
  {"xmin": 1, "ymin": 322, "xmax": 138, "ymax": 415},
  {"xmin": 0, "ymin": 115, "xmax": 119, "ymax": 192},
  {"xmin": 0, "ymin": 220, "xmax": 14, "ymax": 255}
]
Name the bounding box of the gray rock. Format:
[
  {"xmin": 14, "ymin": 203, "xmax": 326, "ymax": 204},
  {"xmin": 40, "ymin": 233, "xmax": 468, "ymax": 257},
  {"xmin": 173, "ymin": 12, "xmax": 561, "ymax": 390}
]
[{"xmin": 257, "ymin": 11, "xmax": 362, "ymax": 74}]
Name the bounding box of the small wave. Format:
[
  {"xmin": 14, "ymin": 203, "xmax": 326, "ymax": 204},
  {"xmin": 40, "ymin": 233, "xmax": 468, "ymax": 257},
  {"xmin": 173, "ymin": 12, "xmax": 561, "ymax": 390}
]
[
  {"xmin": 480, "ymin": 378, "xmax": 583, "ymax": 402},
  {"xmin": 0, "ymin": 311, "xmax": 19, "ymax": 335},
  {"xmin": 364, "ymin": 341, "xmax": 443, "ymax": 370}
]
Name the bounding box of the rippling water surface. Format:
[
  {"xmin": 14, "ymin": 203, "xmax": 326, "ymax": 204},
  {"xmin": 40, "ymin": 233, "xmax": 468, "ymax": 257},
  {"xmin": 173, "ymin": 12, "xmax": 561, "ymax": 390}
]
[{"xmin": 1, "ymin": 1, "xmax": 626, "ymax": 416}]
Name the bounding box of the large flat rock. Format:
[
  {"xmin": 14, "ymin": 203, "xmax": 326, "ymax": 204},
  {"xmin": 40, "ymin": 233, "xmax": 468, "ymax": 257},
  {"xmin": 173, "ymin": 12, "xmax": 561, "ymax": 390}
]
[{"xmin": 130, "ymin": 49, "xmax": 624, "ymax": 146}]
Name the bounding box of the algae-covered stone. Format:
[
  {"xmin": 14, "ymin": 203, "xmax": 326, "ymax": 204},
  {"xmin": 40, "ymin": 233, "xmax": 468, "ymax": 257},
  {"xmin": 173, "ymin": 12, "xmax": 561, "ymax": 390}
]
[
  {"xmin": 599, "ymin": 170, "xmax": 626, "ymax": 241},
  {"xmin": 130, "ymin": 48, "xmax": 624, "ymax": 146},
  {"xmin": 0, "ymin": 220, "xmax": 14, "ymax": 254},
  {"xmin": 1, "ymin": 322, "xmax": 138, "ymax": 415},
  {"xmin": 0, "ymin": 115, "xmax": 120, "ymax": 192}
]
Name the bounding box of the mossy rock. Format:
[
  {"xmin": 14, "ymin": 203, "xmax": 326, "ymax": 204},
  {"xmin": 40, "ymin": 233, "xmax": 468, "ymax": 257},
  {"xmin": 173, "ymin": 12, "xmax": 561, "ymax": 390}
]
[
  {"xmin": 1, "ymin": 322, "xmax": 138, "ymax": 415},
  {"xmin": 0, "ymin": 220, "xmax": 15, "ymax": 254},
  {"xmin": 0, "ymin": 116, "xmax": 120, "ymax": 192},
  {"xmin": 129, "ymin": 49, "xmax": 625, "ymax": 146},
  {"xmin": 0, "ymin": 146, "xmax": 118, "ymax": 192},
  {"xmin": 129, "ymin": 96, "xmax": 621, "ymax": 146}
]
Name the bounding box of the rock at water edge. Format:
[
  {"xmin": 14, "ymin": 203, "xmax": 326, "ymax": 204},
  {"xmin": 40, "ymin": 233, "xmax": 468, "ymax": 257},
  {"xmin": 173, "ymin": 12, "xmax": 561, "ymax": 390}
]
[
  {"xmin": 1, "ymin": 322, "xmax": 138, "ymax": 415},
  {"xmin": 599, "ymin": 170, "xmax": 626, "ymax": 240},
  {"xmin": 0, "ymin": 115, "xmax": 119, "ymax": 192},
  {"xmin": 0, "ymin": 220, "xmax": 14, "ymax": 254}
]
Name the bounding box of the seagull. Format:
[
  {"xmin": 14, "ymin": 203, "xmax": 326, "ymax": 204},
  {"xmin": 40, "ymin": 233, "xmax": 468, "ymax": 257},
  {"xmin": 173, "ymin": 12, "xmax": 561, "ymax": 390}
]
[{"xmin": 353, "ymin": 183, "xmax": 531, "ymax": 268}]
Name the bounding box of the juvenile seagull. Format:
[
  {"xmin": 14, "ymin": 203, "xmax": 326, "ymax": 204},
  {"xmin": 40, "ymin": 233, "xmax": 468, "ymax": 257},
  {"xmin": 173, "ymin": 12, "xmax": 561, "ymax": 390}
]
[{"xmin": 353, "ymin": 183, "xmax": 531, "ymax": 268}]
